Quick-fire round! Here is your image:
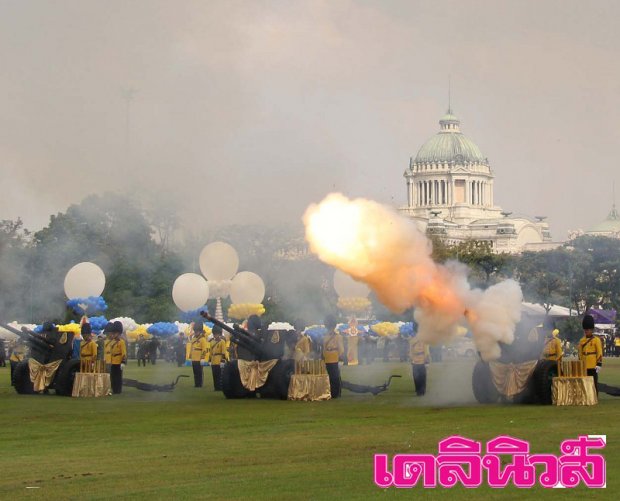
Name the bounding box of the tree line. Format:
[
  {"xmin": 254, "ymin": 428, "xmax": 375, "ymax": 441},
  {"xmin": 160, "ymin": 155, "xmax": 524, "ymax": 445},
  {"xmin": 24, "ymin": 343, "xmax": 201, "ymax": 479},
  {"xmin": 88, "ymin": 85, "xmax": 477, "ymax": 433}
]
[{"xmin": 2, "ymin": 194, "xmax": 619, "ymax": 340}]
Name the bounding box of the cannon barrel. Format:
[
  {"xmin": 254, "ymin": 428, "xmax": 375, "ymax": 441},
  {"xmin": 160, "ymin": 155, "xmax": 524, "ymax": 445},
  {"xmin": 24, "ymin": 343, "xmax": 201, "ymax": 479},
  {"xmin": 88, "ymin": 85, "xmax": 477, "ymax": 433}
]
[
  {"xmin": 0, "ymin": 322, "xmax": 52, "ymax": 350},
  {"xmin": 200, "ymin": 312, "xmax": 264, "ymax": 358},
  {"xmin": 200, "ymin": 312, "xmax": 235, "ymax": 336}
]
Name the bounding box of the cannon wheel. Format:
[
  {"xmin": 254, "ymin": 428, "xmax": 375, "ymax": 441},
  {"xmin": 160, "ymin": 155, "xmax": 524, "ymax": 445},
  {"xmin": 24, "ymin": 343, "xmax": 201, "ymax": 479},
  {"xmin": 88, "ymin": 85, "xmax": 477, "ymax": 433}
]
[
  {"xmin": 533, "ymin": 360, "xmax": 558, "ymax": 405},
  {"xmin": 54, "ymin": 359, "xmax": 81, "ymax": 396},
  {"xmin": 472, "ymin": 360, "xmax": 499, "ymax": 404},
  {"xmin": 13, "ymin": 360, "xmax": 35, "ymax": 394},
  {"xmin": 257, "ymin": 360, "xmax": 294, "ymax": 400},
  {"xmin": 222, "ymin": 360, "xmax": 255, "ymax": 399}
]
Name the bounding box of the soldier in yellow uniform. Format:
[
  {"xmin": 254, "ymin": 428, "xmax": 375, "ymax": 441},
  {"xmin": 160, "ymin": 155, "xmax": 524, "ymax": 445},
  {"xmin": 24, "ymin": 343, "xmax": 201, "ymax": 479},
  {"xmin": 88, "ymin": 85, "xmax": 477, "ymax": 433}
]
[
  {"xmin": 294, "ymin": 330, "xmax": 311, "ymax": 363},
  {"xmin": 614, "ymin": 335, "xmax": 620, "ymax": 357},
  {"xmin": 190, "ymin": 321, "xmax": 209, "ymax": 388},
  {"xmin": 322, "ymin": 315, "xmax": 344, "ymax": 398},
  {"xmin": 108, "ymin": 321, "xmax": 127, "ymax": 394},
  {"xmin": 9, "ymin": 342, "xmax": 26, "ymax": 386},
  {"xmin": 79, "ymin": 323, "xmax": 98, "ymax": 369},
  {"xmin": 542, "ymin": 328, "xmax": 563, "ymax": 362},
  {"xmin": 104, "ymin": 326, "xmax": 113, "ymax": 371},
  {"xmin": 409, "ymin": 334, "xmax": 430, "ymax": 396},
  {"xmin": 579, "ymin": 314, "xmax": 603, "ymax": 393},
  {"xmin": 209, "ymin": 325, "xmax": 228, "ymax": 391}
]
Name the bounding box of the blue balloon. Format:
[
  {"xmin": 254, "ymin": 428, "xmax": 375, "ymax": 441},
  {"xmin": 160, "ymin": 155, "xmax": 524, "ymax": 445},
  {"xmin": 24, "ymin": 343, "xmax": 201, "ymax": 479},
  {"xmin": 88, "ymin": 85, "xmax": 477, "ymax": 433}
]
[
  {"xmin": 305, "ymin": 326, "xmax": 327, "ymax": 341},
  {"xmin": 399, "ymin": 322, "xmax": 415, "ymax": 337},
  {"xmin": 179, "ymin": 307, "xmax": 208, "ymax": 323},
  {"xmin": 88, "ymin": 316, "xmax": 108, "ymax": 332},
  {"xmin": 147, "ymin": 322, "xmax": 179, "ymax": 337},
  {"xmin": 66, "ymin": 296, "xmax": 108, "ymax": 315}
]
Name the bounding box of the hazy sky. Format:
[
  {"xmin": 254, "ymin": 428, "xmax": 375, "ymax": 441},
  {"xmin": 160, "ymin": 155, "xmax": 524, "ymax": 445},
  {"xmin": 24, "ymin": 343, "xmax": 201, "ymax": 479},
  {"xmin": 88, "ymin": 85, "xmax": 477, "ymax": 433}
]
[{"xmin": 1, "ymin": 0, "xmax": 619, "ymax": 239}]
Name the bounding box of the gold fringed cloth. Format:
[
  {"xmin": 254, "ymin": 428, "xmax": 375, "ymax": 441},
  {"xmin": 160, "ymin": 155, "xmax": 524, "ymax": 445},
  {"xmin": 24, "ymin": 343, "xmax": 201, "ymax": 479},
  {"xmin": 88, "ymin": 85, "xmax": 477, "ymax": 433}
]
[
  {"xmin": 72, "ymin": 373, "xmax": 112, "ymax": 398},
  {"xmin": 237, "ymin": 360, "xmax": 278, "ymax": 391},
  {"xmin": 552, "ymin": 377, "xmax": 598, "ymax": 406},
  {"xmin": 347, "ymin": 336, "xmax": 359, "ymax": 366},
  {"xmin": 489, "ymin": 360, "xmax": 538, "ymax": 398},
  {"xmin": 28, "ymin": 359, "xmax": 62, "ymax": 392},
  {"xmin": 288, "ymin": 374, "xmax": 332, "ymax": 401}
]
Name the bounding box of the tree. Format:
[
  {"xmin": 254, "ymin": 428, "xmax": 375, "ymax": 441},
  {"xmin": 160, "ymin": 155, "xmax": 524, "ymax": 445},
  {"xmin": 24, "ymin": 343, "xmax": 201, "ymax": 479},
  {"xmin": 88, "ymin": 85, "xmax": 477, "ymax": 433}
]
[
  {"xmin": 515, "ymin": 249, "xmax": 569, "ymax": 313},
  {"xmin": 25, "ymin": 193, "xmax": 183, "ymax": 323},
  {"xmin": 0, "ymin": 218, "xmax": 32, "ymax": 320}
]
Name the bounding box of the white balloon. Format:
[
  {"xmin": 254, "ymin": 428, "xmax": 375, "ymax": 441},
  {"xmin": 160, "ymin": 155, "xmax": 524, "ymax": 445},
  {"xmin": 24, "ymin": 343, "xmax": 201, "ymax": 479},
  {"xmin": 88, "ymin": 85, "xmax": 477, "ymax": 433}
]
[
  {"xmin": 110, "ymin": 317, "xmax": 138, "ymax": 333},
  {"xmin": 64, "ymin": 262, "xmax": 106, "ymax": 299},
  {"xmin": 333, "ymin": 269, "xmax": 370, "ymax": 298},
  {"xmin": 199, "ymin": 242, "xmax": 239, "ymax": 281},
  {"xmin": 230, "ymin": 271, "xmax": 265, "ymax": 304},
  {"xmin": 172, "ymin": 273, "xmax": 210, "ymax": 312}
]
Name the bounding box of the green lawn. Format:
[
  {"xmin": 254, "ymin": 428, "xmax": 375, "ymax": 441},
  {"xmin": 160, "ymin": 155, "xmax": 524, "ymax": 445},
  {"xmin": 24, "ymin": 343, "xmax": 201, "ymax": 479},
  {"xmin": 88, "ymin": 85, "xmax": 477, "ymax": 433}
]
[{"xmin": 1, "ymin": 358, "xmax": 619, "ymax": 500}]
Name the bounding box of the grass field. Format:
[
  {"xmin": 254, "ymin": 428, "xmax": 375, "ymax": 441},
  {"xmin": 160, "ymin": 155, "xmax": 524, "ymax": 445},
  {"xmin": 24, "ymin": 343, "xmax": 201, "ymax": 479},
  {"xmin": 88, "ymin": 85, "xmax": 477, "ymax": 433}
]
[{"xmin": 0, "ymin": 357, "xmax": 618, "ymax": 500}]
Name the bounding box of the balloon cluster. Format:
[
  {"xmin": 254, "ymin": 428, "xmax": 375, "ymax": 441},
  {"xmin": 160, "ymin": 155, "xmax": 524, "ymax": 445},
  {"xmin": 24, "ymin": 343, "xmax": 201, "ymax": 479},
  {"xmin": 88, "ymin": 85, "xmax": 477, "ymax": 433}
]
[
  {"xmin": 179, "ymin": 308, "xmax": 207, "ymax": 323},
  {"xmin": 337, "ymin": 296, "xmax": 371, "ymax": 313},
  {"xmin": 109, "ymin": 317, "xmax": 138, "ymax": 333},
  {"xmin": 337, "ymin": 323, "xmax": 368, "ymax": 335},
  {"xmin": 66, "ymin": 296, "xmax": 108, "ymax": 315},
  {"xmin": 267, "ymin": 322, "xmax": 294, "ymax": 331},
  {"xmin": 57, "ymin": 322, "xmax": 81, "ymax": 335},
  {"xmin": 127, "ymin": 325, "xmax": 151, "ymax": 342},
  {"xmin": 304, "ymin": 325, "xmax": 327, "ymax": 341},
  {"xmin": 228, "ymin": 303, "xmax": 265, "ymax": 320},
  {"xmin": 147, "ymin": 322, "xmax": 179, "ymax": 337},
  {"xmin": 399, "ymin": 322, "xmax": 415, "ymax": 337},
  {"xmin": 333, "ymin": 270, "xmax": 371, "ymax": 314},
  {"xmin": 370, "ymin": 322, "xmax": 400, "ymax": 338},
  {"xmin": 88, "ymin": 316, "xmax": 109, "ymax": 332}
]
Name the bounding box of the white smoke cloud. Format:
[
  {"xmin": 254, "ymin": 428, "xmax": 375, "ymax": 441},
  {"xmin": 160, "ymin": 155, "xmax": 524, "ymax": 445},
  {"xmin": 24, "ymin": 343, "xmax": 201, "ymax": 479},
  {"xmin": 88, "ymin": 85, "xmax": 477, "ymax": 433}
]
[{"xmin": 303, "ymin": 193, "xmax": 522, "ymax": 360}]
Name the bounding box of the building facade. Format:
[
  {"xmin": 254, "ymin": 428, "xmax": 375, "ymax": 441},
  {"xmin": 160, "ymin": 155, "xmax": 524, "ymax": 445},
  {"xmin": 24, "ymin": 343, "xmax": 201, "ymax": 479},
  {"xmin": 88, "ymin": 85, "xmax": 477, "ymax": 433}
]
[{"xmin": 400, "ymin": 109, "xmax": 552, "ymax": 253}]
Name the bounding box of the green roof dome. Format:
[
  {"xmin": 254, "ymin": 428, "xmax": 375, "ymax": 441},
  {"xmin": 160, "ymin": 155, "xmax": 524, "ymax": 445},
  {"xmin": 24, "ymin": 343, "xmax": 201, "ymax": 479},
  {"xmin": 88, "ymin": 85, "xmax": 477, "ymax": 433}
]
[
  {"xmin": 590, "ymin": 205, "xmax": 620, "ymax": 233},
  {"xmin": 414, "ymin": 110, "xmax": 487, "ymax": 164}
]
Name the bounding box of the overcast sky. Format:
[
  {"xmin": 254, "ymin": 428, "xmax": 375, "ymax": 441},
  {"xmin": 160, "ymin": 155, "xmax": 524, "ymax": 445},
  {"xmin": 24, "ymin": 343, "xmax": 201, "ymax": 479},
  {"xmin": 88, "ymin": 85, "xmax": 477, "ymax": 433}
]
[{"xmin": 1, "ymin": 0, "xmax": 619, "ymax": 239}]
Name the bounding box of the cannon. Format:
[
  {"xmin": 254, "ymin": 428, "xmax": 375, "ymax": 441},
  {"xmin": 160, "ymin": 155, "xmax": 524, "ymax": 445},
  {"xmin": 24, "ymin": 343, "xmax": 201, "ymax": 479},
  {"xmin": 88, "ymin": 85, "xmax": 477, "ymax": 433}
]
[
  {"xmin": 1, "ymin": 322, "xmax": 80, "ymax": 396},
  {"xmin": 200, "ymin": 312, "xmax": 293, "ymax": 399},
  {"xmin": 471, "ymin": 317, "xmax": 559, "ymax": 404},
  {"xmin": 200, "ymin": 312, "xmax": 401, "ymax": 400}
]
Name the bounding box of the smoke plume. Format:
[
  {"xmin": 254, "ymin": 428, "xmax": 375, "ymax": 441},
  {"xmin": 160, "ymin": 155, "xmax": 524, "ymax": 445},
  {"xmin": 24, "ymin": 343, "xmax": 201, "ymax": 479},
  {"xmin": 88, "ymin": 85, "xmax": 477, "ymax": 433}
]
[{"xmin": 303, "ymin": 193, "xmax": 522, "ymax": 360}]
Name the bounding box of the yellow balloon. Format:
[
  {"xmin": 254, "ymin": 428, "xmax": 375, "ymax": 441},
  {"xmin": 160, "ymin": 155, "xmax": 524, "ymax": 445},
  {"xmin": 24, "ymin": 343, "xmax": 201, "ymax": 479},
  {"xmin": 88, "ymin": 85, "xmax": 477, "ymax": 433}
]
[{"xmin": 228, "ymin": 303, "xmax": 265, "ymax": 320}]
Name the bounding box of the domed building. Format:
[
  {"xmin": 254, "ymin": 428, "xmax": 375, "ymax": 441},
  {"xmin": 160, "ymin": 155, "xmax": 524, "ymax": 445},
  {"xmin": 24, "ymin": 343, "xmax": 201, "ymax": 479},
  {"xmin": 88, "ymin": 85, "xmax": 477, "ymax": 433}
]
[
  {"xmin": 586, "ymin": 203, "xmax": 620, "ymax": 238},
  {"xmin": 400, "ymin": 108, "xmax": 553, "ymax": 253}
]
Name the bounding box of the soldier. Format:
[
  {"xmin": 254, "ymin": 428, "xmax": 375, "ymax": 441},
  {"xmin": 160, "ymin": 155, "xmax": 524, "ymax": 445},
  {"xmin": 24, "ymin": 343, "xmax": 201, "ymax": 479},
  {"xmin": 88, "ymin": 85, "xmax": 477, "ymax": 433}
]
[
  {"xmin": 9, "ymin": 342, "xmax": 26, "ymax": 385},
  {"xmin": 149, "ymin": 336, "xmax": 160, "ymax": 365},
  {"xmin": 96, "ymin": 334, "xmax": 105, "ymax": 361},
  {"xmin": 409, "ymin": 333, "xmax": 430, "ymax": 396},
  {"xmin": 236, "ymin": 315, "xmax": 261, "ymax": 361},
  {"xmin": 322, "ymin": 315, "xmax": 344, "ymax": 398},
  {"xmin": 209, "ymin": 325, "xmax": 227, "ymax": 391},
  {"xmin": 103, "ymin": 324, "xmax": 113, "ymax": 372},
  {"xmin": 108, "ymin": 321, "xmax": 127, "ymax": 394},
  {"xmin": 293, "ymin": 328, "xmax": 311, "ymax": 363},
  {"xmin": 190, "ymin": 321, "xmax": 208, "ymax": 388},
  {"xmin": 578, "ymin": 314, "xmax": 603, "ymax": 393},
  {"xmin": 136, "ymin": 335, "xmax": 148, "ymax": 367},
  {"xmin": 175, "ymin": 333, "xmax": 186, "ymax": 367},
  {"xmin": 79, "ymin": 323, "xmax": 97, "ymax": 368},
  {"xmin": 0, "ymin": 339, "xmax": 6, "ymax": 367},
  {"xmin": 542, "ymin": 327, "xmax": 563, "ymax": 362}
]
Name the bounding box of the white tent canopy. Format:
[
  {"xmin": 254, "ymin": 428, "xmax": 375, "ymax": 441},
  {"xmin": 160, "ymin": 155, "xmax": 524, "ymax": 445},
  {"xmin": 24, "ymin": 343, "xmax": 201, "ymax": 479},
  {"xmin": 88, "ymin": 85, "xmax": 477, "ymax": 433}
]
[{"xmin": 521, "ymin": 302, "xmax": 576, "ymax": 318}]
